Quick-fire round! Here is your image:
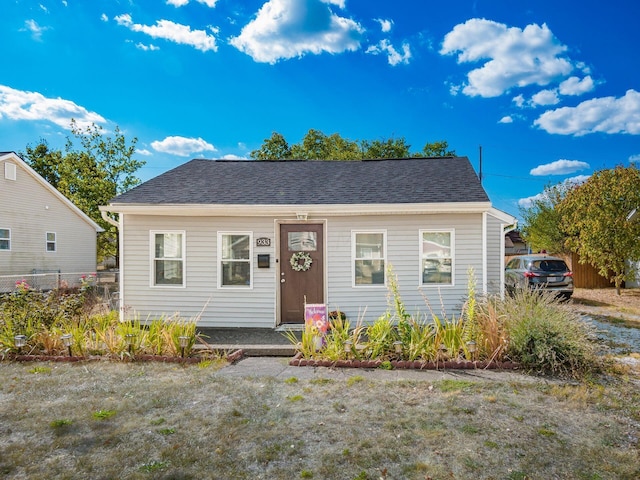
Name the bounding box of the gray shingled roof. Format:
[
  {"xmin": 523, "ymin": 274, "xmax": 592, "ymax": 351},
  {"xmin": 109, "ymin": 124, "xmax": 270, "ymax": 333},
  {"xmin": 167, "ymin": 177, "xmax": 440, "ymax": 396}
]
[{"xmin": 110, "ymin": 157, "xmax": 489, "ymax": 205}]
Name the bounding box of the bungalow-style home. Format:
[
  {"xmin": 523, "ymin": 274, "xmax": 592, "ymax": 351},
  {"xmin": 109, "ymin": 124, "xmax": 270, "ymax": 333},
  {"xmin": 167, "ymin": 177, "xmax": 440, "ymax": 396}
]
[
  {"xmin": 100, "ymin": 157, "xmax": 516, "ymax": 328},
  {"xmin": 0, "ymin": 151, "xmax": 102, "ymax": 290}
]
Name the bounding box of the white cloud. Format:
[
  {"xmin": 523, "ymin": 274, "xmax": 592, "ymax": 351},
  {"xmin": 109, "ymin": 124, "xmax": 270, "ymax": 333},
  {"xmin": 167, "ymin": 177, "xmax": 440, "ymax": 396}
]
[
  {"xmin": 534, "ymin": 89, "xmax": 640, "ymax": 136},
  {"xmin": 101, "ymin": 13, "xmax": 109, "ymax": 22},
  {"xmin": 115, "ymin": 14, "xmax": 218, "ymax": 52},
  {"xmin": 530, "ymin": 159, "xmax": 590, "ymax": 176},
  {"xmin": 559, "ymin": 75, "xmax": 595, "ymax": 96},
  {"xmin": 513, "ymin": 94, "xmax": 525, "ymax": 108},
  {"xmin": 440, "ymin": 19, "xmax": 573, "ymax": 98},
  {"xmin": 23, "ymin": 19, "xmax": 48, "ymax": 41},
  {"xmin": 366, "ymin": 39, "xmax": 411, "ymax": 66},
  {"xmin": 151, "ymin": 136, "xmax": 216, "ymax": 156},
  {"xmin": 229, "ymin": 0, "xmax": 363, "ymax": 64},
  {"xmin": 629, "ymin": 154, "xmax": 640, "ymax": 163},
  {"xmin": 167, "ymin": 0, "xmax": 218, "ymax": 7},
  {"xmin": 136, "ymin": 148, "xmax": 153, "ymax": 156},
  {"xmin": 518, "ymin": 175, "xmax": 590, "ymax": 207},
  {"xmin": 0, "ymin": 84, "xmax": 105, "ymax": 130},
  {"xmin": 498, "ymin": 116, "xmax": 513, "ymax": 124},
  {"xmin": 563, "ymin": 174, "xmax": 590, "ymax": 185},
  {"xmin": 136, "ymin": 42, "xmax": 160, "ymax": 51},
  {"xmin": 221, "ymin": 154, "xmax": 249, "ymax": 160},
  {"xmin": 375, "ymin": 18, "xmax": 393, "ymax": 33},
  {"xmin": 518, "ymin": 192, "xmax": 546, "ymax": 208},
  {"xmin": 531, "ymin": 89, "xmax": 560, "ymax": 106}
]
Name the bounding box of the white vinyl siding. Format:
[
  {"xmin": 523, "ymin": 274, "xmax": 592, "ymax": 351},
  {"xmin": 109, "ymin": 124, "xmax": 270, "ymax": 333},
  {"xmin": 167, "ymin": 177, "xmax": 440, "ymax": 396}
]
[
  {"xmin": 352, "ymin": 231, "xmax": 386, "ymax": 287},
  {"xmin": 117, "ymin": 212, "xmax": 493, "ymax": 328},
  {"xmin": 0, "ymin": 228, "xmax": 10, "ymax": 251},
  {"xmin": 0, "ymin": 157, "xmax": 98, "ymax": 276},
  {"xmin": 420, "ymin": 230, "xmax": 454, "ymax": 286},
  {"xmin": 46, "ymin": 232, "xmax": 57, "ymax": 252},
  {"xmin": 485, "ymin": 213, "xmax": 505, "ymax": 294},
  {"xmin": 326, "ymin": 214, "xmax": 484, "ymax": 324},
  {"xmin": 218, "ymin": 232, "xmax": 253, "ymax": 288},
  {"xmin": 120, "ymin": 216, "xmax": 275, "ymax": 327},
  {"xmin": 151, "ymin": 231, "xmax": 186, "ymax": 287}
]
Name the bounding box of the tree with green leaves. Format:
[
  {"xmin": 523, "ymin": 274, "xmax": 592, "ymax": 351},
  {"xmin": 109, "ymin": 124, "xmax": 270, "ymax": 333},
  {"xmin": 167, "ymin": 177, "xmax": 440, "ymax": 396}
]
[
  {"xmin": 250, "ymin": 132, "xmax": 292, "ymax": 160},
  {"xmin": 360, "ymin": 137, "xmax": 411, "ymax": 159},
  {"xmin": 420, "ymin": 140, "xmax": 455, "ymax": 157},
  {"xmin": 519, "ymin": 183, "xmax": 570, "ymax": 254},
  {"xmin": 250, "ymin": 129, "xmax": 454, "ymax": 160},
  {"xmin": 22, "ymin": 121, "xmax": 145, "ymax": 264},
  {"xmin": 557, "ymin": 165, "xmax": 640, "ymax": 294}
]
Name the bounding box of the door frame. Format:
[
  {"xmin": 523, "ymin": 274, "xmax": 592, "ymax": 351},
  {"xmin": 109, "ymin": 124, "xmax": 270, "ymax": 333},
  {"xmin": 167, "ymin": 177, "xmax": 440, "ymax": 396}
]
[{"xmin": 275, "ymin": 219, "xmax": 327, "ymax": 326}]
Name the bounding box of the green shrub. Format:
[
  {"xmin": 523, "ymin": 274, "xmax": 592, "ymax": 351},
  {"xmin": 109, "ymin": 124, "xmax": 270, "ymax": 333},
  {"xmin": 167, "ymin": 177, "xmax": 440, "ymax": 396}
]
[{"xmin": 502, "ymin": 289, "xmax": 601, "ymax": 378}]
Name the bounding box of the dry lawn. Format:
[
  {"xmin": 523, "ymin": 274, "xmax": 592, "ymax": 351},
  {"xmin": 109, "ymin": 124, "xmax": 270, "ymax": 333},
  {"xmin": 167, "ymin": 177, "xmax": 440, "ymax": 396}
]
[{"xmin": 1, "ymin": 357, "xmax": 639, "ymax": 480}]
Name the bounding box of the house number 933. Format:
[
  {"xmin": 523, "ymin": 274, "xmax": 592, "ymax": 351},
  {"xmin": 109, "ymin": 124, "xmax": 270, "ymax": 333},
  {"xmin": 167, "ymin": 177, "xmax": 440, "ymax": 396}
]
[{"xmin": 256, "ymin": 237, "xmax": 271, "ymax": 247}]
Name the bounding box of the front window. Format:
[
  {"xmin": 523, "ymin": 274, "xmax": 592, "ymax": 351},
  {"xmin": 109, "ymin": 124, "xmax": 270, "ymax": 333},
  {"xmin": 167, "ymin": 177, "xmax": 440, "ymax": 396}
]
[
  {"xmin": 152, "ymin": 232, "xmax": 185, "ymax": 286},
  {"xmin": 219, "ymin": 233, "xmax": 252, "ymax": 287},
  {"xmin": 353, "ymin": 231, "xmax": 385, "ymax": 286},
  {"xmin": 46, "ymin": 232, "xmax": 57, "ymax": 252},
  {"xmin": 0, "ymin": 228, "xmax": 10, "ymax": 250},
  {"xmin": 421, "ymin": 230, "xmax": 454, "ymax": 285}
]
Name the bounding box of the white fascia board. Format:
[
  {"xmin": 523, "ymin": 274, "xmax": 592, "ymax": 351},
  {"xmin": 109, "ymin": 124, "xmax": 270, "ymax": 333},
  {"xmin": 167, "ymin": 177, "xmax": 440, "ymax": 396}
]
[
  {"xmin": 102, "ymin": 201, "xmax": 494, "ymax": 217},
  {"xmin": 487, "ymin": 207, "xmax": 517, "ymax": 225},
  {"xmin": 1, "ymin": 152, "xmax": 104, "ymax": 232}
]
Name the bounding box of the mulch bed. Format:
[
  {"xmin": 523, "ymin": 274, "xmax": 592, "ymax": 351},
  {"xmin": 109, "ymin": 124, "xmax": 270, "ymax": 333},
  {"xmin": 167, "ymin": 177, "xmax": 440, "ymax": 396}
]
[
  {"xmin": 3, "ymin": 349, "xmax": 245, "ymax": 365},
  {"xmin": 288, "ymin": 352, "xmax": 519, "ymax": 370}
]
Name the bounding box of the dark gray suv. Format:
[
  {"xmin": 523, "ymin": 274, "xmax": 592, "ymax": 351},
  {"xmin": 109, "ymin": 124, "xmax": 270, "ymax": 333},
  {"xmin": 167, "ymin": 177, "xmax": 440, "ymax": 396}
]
[{"xmin": 505, "ymin": 255, "xmax": 574, "ymax": 299}]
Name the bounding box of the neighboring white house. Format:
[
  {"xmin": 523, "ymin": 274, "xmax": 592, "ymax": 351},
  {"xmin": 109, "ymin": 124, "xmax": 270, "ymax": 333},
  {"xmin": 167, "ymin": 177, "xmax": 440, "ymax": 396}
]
[
  {"xmin": 101, "ymin": 157, "xmax": 516, "ymax": 328},
  {"xmin": 0, "ymin": 151, "xmax": 102, "ymax": 289}
]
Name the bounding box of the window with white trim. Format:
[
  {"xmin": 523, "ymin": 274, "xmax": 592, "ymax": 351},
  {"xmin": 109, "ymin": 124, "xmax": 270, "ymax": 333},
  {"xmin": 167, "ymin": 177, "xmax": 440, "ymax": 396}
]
[
  {"xmin": 152, "ymin": 231, "xmax": 185, "ymax": 286},
  {"xmin": 353, "ymin": 231, "xmax": 386, "ymax": 286},
  {"xmin": 219, "ymin": 233, "xmax": 252, "ymax": 288},
  {"xmin": 421, "ymin": 230, "xmax": 454, "ymax": 285},
  {"xmin": 46, "ymin": 232, "xmax": 57, "ymax": 252},
  {"xmin": 0, "ymin": 228, "xmax": 10, "ymax": 250}
]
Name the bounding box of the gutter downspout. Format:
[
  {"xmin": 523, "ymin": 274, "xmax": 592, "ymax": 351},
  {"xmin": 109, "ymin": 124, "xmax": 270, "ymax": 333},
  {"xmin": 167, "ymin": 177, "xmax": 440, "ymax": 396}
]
[
  {"xmin": 101, "ymin": 209, "xmax": 119, "ymax": 229},
  {"xmin": 502, "ymin": 222, "xmax": 518, "ymax": 298}
]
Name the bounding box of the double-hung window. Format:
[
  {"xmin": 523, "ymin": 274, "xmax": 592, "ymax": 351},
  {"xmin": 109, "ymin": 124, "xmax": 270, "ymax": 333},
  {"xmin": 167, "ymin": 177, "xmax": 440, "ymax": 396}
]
[
  {"xmin": 421, "ymin": 230, "xmax": 454, "ymax": 286},
  {"xmin": 353, "ymin": 231, "xmax": 386, "ymax": 286},
  {"xmin": 152, "ymin": 231, "xmax": 185, "ymax": 286},
  {"xmin": 219, "ymin": 233, "xmax": 252, "ymax": 288},
  {"xmin": 0, "ymin": 228, "xmax": 10, "ymax": 250},
  {"xmin": 46, "ymin": 232, "xmax": 57, "ymax": 252}
]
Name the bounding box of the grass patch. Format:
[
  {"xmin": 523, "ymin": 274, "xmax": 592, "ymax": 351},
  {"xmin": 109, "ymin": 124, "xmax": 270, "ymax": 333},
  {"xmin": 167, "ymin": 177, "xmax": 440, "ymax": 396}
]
[{"xmin": 92, "ymin": 409, "xmax": 117, "ymax": 420}]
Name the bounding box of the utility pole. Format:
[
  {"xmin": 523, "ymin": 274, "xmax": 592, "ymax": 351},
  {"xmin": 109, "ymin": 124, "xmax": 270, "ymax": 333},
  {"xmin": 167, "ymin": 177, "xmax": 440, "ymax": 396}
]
[{"xmin": 479, "ymin": 145, "xmax": 483, "ymax": 184}]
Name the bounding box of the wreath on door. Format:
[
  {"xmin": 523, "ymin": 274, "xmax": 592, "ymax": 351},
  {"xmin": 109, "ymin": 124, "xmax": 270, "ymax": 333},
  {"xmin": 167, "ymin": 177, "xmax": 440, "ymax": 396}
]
[{"xmin": 290, "ymin": 252, "xmax": 313, "ymax": 272}]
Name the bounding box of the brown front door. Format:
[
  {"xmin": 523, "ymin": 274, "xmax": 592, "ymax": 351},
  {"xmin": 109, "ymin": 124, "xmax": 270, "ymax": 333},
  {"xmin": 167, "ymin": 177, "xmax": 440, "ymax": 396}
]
[{"xmin": 279, "ymin": 223, "xmax": 324, "ymax": 324}]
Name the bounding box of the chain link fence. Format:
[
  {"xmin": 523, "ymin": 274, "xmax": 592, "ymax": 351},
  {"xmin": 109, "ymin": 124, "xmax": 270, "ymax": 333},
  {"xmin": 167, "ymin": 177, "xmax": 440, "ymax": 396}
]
[{"xmin": 0, "ymin": 270, "xmax": 119, "ymax": 310}]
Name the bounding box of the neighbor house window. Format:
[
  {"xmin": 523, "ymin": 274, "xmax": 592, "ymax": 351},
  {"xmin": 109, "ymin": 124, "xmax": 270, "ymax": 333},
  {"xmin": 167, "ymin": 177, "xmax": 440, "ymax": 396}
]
[
  {"xmin": 219, "ymin": 233, "xmax": 252, "ymax": 288},
  {"xmin": 421, "ymin": 230, "xmax": 454, "ymax": 285},
  {"xmin": 0, "ymin": 228, "xmax": 10, "ymax": 250},
  {"xmin": 152, "ymin": 231, "xmax": 185, "ymax": 286},
  {"xmin": 353, "ymin": 231, "xmax": 386, "ymax": 286},
  {"xmin": 46, "ymin": 232, "xmax": 57, "ymax": 252}
]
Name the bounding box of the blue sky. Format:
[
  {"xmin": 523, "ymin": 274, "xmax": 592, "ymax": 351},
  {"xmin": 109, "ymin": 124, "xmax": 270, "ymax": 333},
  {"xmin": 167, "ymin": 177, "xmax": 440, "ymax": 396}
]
[{"xmin": 2, "ymin": 0, "xmax": 639, "ymax": 220}]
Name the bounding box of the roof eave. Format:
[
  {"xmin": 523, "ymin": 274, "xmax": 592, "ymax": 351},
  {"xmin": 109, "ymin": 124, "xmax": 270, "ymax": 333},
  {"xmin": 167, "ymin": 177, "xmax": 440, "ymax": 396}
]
[{"xmin": 101, "ymin": 202, "xmax": 494, "ymax": 217}]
